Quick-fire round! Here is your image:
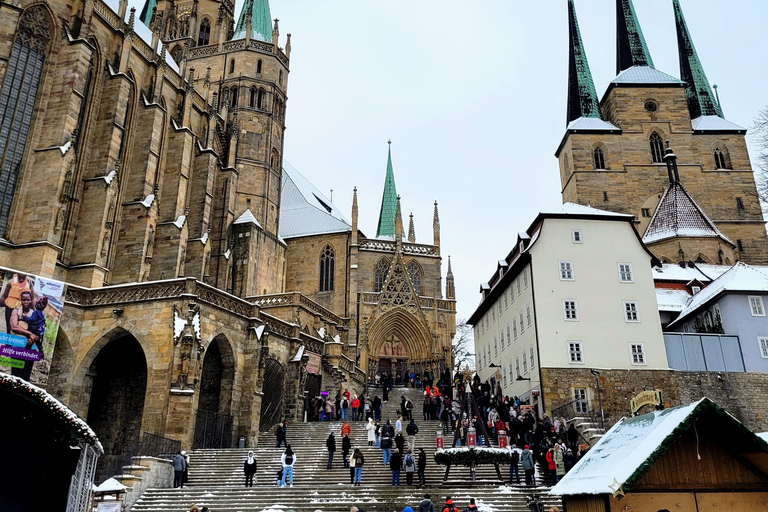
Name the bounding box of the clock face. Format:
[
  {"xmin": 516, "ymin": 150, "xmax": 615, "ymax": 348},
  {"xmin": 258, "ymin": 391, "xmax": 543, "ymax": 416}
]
[{"xmin": 645, "ymin": 100, "xmax": 658, "ymax": 112}]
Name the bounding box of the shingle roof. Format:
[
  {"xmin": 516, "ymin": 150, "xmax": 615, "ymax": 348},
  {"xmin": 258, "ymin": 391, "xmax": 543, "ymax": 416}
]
[
  {"xmin": 376, "ymin": 143, "xmax": 398, "ymax": 239},
  {"xmin": 566, "ymin": 0, "xmax": 602, "ymax": 126},
  {"xmin": 611, "ymin": 65, "xmax": 684, "ymax": 85},
  {"xmin": 642, "ymin": 181, "xmax": 733, "ymax": 245},
  {"xmin": 278, "ymin": 161, "xmax": 351, "ymax": 240},
  {"xmin": 616, "ymin": 0, "xmax": 654, "ymax": 74}
]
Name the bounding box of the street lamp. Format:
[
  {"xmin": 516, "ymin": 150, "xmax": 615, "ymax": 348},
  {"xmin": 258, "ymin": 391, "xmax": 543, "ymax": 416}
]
[{"xmin": 590, "ymin": 369, "xmax": 605, "ymax": 430}]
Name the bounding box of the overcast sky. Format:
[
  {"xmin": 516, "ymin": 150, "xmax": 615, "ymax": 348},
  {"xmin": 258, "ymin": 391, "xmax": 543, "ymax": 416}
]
[{"xmin": 265, "ymin": 0, "xmax": 767, "ymax": 321}]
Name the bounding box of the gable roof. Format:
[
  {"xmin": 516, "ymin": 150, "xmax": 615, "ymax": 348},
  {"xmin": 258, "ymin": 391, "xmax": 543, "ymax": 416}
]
[
  {"xmin": 550, "ymin": 398, "xmax": 768, "ymax": 496},
  {"xmin": 668, "ymin": 262, "xmax": 768, "ymax": 327},
  {"xmin": 642, "ymin": 181, "xmax": 733, "ymax": 246},
  {"xmin": 279, "ymin": 161, "xmax": 351, "ymax": 240},
  {"xmin": 692, "ymin": 115, "xmax": 747, "ymax": 133}
]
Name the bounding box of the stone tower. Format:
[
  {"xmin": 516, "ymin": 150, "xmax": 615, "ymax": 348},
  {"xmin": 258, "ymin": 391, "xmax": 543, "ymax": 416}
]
[{"xmin": 556, "ymin": 0, "xmax": 768, "ymax": 265}]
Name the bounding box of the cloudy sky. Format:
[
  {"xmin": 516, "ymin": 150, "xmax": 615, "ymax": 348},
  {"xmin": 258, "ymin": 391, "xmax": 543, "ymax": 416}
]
[{"xmin": 264, "ymin": 0, "xmax": 767, "ymax": 321}]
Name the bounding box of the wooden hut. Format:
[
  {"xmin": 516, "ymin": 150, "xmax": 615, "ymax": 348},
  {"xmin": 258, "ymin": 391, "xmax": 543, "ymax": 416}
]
[{"xmin": 550, "ymin": 398, "xmax": 768, "ymax": 511}]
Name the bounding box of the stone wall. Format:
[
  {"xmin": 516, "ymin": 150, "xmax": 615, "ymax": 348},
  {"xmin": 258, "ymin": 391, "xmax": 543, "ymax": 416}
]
[
  {"xmin": 122, "ymin": 457, "xmax": 174, "ymax": 511},
  {"xmin": 541, "ymin": 367, "xmax": 768, "ymax": 432}
]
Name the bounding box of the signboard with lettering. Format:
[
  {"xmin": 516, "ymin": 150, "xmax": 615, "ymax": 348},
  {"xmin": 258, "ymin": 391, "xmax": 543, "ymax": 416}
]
[{"xmin": 630, "ymin": 389, "xmax": 662, "ymax": 414}]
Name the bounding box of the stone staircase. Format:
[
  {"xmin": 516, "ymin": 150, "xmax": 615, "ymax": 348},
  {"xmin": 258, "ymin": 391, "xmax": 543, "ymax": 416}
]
[{"xmin": 130, "ymin": 387, "xmax": 560, "ymax": 512}]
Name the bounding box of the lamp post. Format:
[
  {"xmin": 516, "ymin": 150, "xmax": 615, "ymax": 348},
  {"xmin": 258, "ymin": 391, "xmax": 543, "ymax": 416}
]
[{"xmin": 590, "ymin": 369, "xmax": 605, "ymax": 430}]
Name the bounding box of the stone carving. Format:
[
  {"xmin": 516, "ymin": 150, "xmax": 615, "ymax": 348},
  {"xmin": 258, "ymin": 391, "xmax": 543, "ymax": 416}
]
[{"xmin": 172, "ymin": 302, "xmax": 202, "ymax": 389}]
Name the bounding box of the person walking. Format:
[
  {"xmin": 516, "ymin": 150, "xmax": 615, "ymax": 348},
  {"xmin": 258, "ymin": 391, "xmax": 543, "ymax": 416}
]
[
  {"xmin": 463, "ymin": 498, "xmax": 478, "ymax": 512},
  {"xmin": 554, "ymin": 446, "xmax": 565, "ymax": 482},
  {"xmin": 395, "ymin": 431, "xmax": 406, "ymax": 455},
  {"xmin": 341, "ymin": 420, "xmax": 351, "ymax": 439},
  {"xmin": 341, "ymin": 396, "xmax": 349, "ymax": 420},
  {"xmin": 546, "ymin": 447, "xmax": 557, "ymax": 482},
  {"xmin": 406, "ymin": 418, "xmax": 419, "ymax": 451},
  {"xmin": 403, "ymin": 449, "xmax": 416, "ymax": 486},
  {"xmin": 372, "ymin": 395, "xmax": 382, "ymax": 421},
  {"xmin": 279, "ymin": 445, "xmax": 296, "ymax": 487},
  {"xmin": 417, "ymin": 447, "xmax": 427, "ymax": 486},
  {"xmin": 383, "ymin": 383, "xmax": 389, "ymax": 403},
  {"xmin": 390, "ymin": 448, "xmax": 402, "ymax": 486},
  {"xmin": 244, "ymin": 451, "xmax": 257, "ymax": 487},
  {"xmin": 521, "ymin": 444, "xmax": 535, "ymax": 486},
  {"xmin": 342, "ymin": 433, "xmax": 351, "ymax": 468},
  {"xmin": 352, "ymin": 448, "xmax": 365, "ymax": 486},
  {"xmin": 395, "ymin": 414, "xmax": 403, "ymax": 434},
  {"xmin": 326, "ymin": 432, "xmax": 336, "ymax": 469},
  {"xmin": 181, "ymin": 450, "xmax": 190, "ymax": 486},
  {"xmin": 442, "ymin": 497, "xmax": 459, "ymax": 512},
  {"xmin": 366, "ymin": 417, "xmax": 376, "ymax": 446},
  {"xmin": 509, "ymin": 444, "xmax": 521, "ymax": 484},
  {"xmin": 351, "ymin": 395, "xmax": 360, "ymax": 421},
  {"xmin": 418, "ymin": 494, "xmax": 435, "ymax": 512},
  {"xmin": 172, "ymin": 452, "xmax": 186, "ymax": 488},
  {"xmin": 381, "ymin": 420, "xmax": 393, "ymax": 464},
  {"xmin": 275, "ymin": 422, "xmax": 287, "ymax": 448}
]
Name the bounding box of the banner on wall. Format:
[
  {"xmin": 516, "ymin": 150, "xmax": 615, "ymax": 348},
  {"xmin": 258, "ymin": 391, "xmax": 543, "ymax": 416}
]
[
  {"xmin": 306, "ymin": 352, "xmax": 322, "ymax": 375},
  {"xmin": 0, "ymin": 268, "xmax": 67, "ymax": 385}
]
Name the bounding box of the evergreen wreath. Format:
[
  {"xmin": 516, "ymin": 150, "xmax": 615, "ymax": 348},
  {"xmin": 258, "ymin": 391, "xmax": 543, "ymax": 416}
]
[{"xmin": 433, "ymin": 447, "xmax": 514, "ymax": 466}]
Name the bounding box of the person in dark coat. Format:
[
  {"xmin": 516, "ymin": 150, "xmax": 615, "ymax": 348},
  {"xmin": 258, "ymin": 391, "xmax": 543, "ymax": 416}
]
[
  {"xmin": 566, "ymin": 424, "xmax": 579, "ymax": 450},
  {"xmin": 326, "ymin": 432, "xmax": 336, "ymax": 468},
  {"xmin": 390, "ymin": 449, "xmax": 402, "ymax": 486},
  {"xmin": 509, "ymin": 445, "xmax": 520, "ymax": 483},
  {"xmin": 372, "ymin": 395, "xmax": 382, "ymax": 421},
  {"xmin": 381, "ymin": 420, "xmax": 393, "ymax": 464},
  {"xmin": 521, "ymin": 444, "xmax": 535, "ymax": 486},
  {"xmin": 383, "ymin": 383, "xmax": 389, "ymax": 403},
  {"xmin": 342, "ymin": 433, "xmax": 351, "ymax": 468},
  {"xmin": 418, "ymin": 493, "xmax": 435, "ymax": 512},
  {"xmin": 173, "ymin": 452, "xmax": 186, "ymax": 488},
  {"xmin": 275, "ymin": 422, "xmax": 287, "ymax": 448},
  {"xmin": 244, "ymin": 451, "xmax": 257, "ymax": 487},
  {"xmin": 417, "ymin": 447, "xmax": 427, "ymax": 486},
  {"xmin": 395, "ymin": 431, "xmax": 406, "ymax": 454}
]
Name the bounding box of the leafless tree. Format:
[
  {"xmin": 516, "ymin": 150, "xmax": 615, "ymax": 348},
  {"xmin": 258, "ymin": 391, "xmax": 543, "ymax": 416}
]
[
  {"xmin": 452, "ymin": 318, "xmax": 475, "ymax": 373},
  {"xmin": 753, "ymin": 107, "xmax": 768, "ymax": 205}
]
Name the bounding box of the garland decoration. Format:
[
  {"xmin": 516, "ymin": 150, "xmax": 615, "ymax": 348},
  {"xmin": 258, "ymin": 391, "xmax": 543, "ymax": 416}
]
[
  {"xmin": 0, "ymin": 372, "xmax": 104, "ymax": 453},
  {"xmin": 434, "ymin": 447, "xmax": 514, "ymax": 466}
]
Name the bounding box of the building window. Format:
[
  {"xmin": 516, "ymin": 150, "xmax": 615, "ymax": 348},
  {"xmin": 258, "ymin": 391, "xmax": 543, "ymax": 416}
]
[
  {"xmin": 759, "ymin": 337, "xmax": 768, "ymax": 359},
  {"xmin": 406, "ymin": 260, "xmax": 422, "ymax": 295},
  {"xmin": 519, "ymin": 313, "xmax": 524, "ymax": 334},
  {"xmin": 494, "ymin": 337, "xmax": 498, "ymax": 356},
  {"xmin": 513, "ymin": 320, "xmax": 518, "ymax": 339},
  {"xmin": 197, "ymin": 18, "xmax": 211, "ymax": 46},
  {"xmin": 737, "ymin": 240, "xmax": 744, "ymax": 253},
  {"xmin": 522, "ymin": 352, "xmax": 528, "ymax": 373},
  {"xmin": 572, "ymin": 230, "xmax": 582, "ymax": 243},
  {"xmin": 563, "ymin": 300, "xmax": 579, "ymax": 321},
  {"xmin": 559, "ymin": 261, "xmax": 574, "ymax": 281},
  {"xmin": 529, "ymin": 347, "xmax": 535, "ymax": 369},
  {"xmin": 508, "ymin": 363, "xmax": 514, "ymax": 381},
  {"xmin": 517, "ymin": 280, "xmax": 521, "ymax": 296},
  {"xmin": 630, "ymin": 343, "xmax": 646, "ymax": 365},
  {"xmin": 515, "ymin": 358, "xmax": 520, "ymax": 378},
  {"xmin": 568, "ymin": 341, "xmax": 584, "ymax": 364},
  {"xmin": 603, "ymin": 191, "xmax": 609, "ymax": 202},
  {"xmin": 506, "ymin": 326, "xmax": 511, "ymax": 346},
  {"xmin": 319, "ymin": 245, "xmax": 335, "ymax": 292},
  {"xmin": 374, "ymin": 258, "xmax": 389, "ymax": 292},
  {"xmin": 624, "ymin": 301, "xmax": 639, "ymax": 322},
  {"xmin": 523, "ymin": 269, "xmax": 529, "ymax": 288},
  {"xmin": 593, "ymin": 147, "xmax": 606, "ymax": 169},
  {"xmin": 0, "ymin": 6, "xmax": 51, "ymax": 237},
  {"xmin": 504, "ymin": 292, "xmax": 509, "ymax": 309},
  {"xmin": 249, "ymin": 87, "xmax": 257, "ymax": 107},
  {"xmin": 481, "ymin": 322, "xmax": 484, "ymax": 335},
  {"xmin": 692, "ymin": 285, "xmax": 701, "ymax": 294},
  {"xmin": 486, "ymin": 317, "xmax": 489, "ymax": 329},
  {"xmin": 230, "ymin": 86, "xmax": 238, "ymax": 107},
  {"xmin": 574, "ymin": 388, "xmax": 588, "ymax": 413},
  {"xmin": 492, "ymin": 309, "xmax": 496, "ymax": 323},
  {"xmin": 483, "ymin": 350, "xmax": 487, "ymax": 368},
  {"xmin": 502, "ymin": 367, "xmax": 508, "ymax": 387},
  {"xmin": 736, "ymin": 197, "xmax": 744, "ymax": 213},
  {"xmin": 500, "ymin": 332, "xmax": 505, "ymax": 351},
  {"xmin": 256, "ymin": 59, "xmax": 263, "ymax": 74},
  {"xmin": 714, "ymin": 147, "xmax": 731, "ymax": 170},
  {"xmin": 618, "ymin": 263, "xmax": 634, "ymax": 282},
  {"xmin": 510, "ymin": 287, "xmax": 515, "ymax": 303},
  {"xmin": 749, "ymin": 296, "xmax": 766, "ymax": 317},
  {"xmin": 641, "ymin": 208, "xmax": 651, "ymax": 217},
  {"xmin": 498, "ymin": 302, "xmax": 503, "ymax": 316},
  {"xmin": 526, "ymin": 305, "xmax": 532, "ymax": 326},
  {"xmin": 229, "ymin": 59, "xmax": 235, "ymax": 74},
  {"xmin": 650, "ymin": 132, "xmax": 664, "ymax": 163}
]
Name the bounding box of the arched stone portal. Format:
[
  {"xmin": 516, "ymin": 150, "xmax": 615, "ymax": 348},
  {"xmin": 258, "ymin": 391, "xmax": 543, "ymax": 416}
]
[
  {"xmin": 259, "ymin": 358, "xmax": 285, "ymax": 432},
  {"xmin": 198, "ymin": 334, "xmax": 235, "ymax": 415},
  {"xmin": 84, "ymin": 333, "xmax": 147, "ymax": 482},
  {"xmin": 364, "ymin": 309, "xmax": 435, "ymax": 385}
]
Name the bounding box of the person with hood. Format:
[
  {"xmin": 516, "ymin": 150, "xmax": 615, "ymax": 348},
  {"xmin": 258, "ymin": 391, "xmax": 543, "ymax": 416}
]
[
  {"xmin": 275, "ymin": 422, "xmax": 287, "ymax": 448},
  {"xmin": 390, "ymin": 448, "xmax": 402, "ymax": 486},
  {"xmin": 509, "ymin": 444, "xmax": 521, "ymax": 483},
  {"xmin": 383, "ymin": 383, "xmax": 389, "ymax": 403},
  {"xmin": 442, "ymin": 497, "xmax": 459, "ymax": 512},
  {"xmin": 181, "ymin": 450, "xmax": 190, "ymax": 486},
  {"xmin": 521, "ymin": 444, "xmax": 535, "ymax": 486},
  {"xmin": 342, "ymin": 432, "xmax": 351, "ymax": 468},
  {"xmin": 406, "ymin": 418, "xmax": 419, "ymax": 450},
  {"xmin": 546, "ymin": 447, "xmax": 557, "ymax": 482},
  {"xmin": 554, "ymin": 445, "xmax": 565, "ymax": 481},
  {"xmin": 172, "ymin": 451, "xmax": 186, "ymax": 488},
  {"xmin": 403, "ymin": 449, "xmax": 416, "ymax": 485},
  {"xmin": 352, "ymin": 448, "xmax": 365, "ymax": 485},
  {"xmin": 563, "ymin": 448, "xmax": 575, "ymax": 473},
  {"xmin": 417, "ymin": 447, "xmax": 427, "ymax": 486},
  {"xmin": 279, "ymin": 445, "xmax": 296, "ymax": 487},
  {"xmin": 326, "ymin": 432, "xmax": 336, "ymax": 469},
  {"xmin": 418, "ymin": 494, "xmax": 435, "ymax": 512},
  {"xmin": 244, "ymin": 451, "xmax": 257, "ymax": 487},
  {"xmin": 381, "ymin": 420, "xmax": 393, "ymax": 464},
  {"xmin": 365, "ymin": 417, "xmax": 376, "ymax": 446},
  {"xmin": 463, "ymin": 498, "xmax": 478, "ymax": 512},
  {"xmin": 400, "ymin": 396, "xmax": 408, "ymax": 420}
]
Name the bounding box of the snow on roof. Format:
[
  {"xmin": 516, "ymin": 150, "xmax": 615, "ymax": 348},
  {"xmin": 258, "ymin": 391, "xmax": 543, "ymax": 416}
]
[
  {"xmin": 611, "ymin": 65, "xmax": 684, "ymax": 85},
  {"xmin": 550, "ymin": 398, "xmax": 768, "ymax": 496},
  {"xmin": 233, "ymin": 209, "xmax": 263, "ymax": 228},
  {"xmin": 655, "ymin": 287, "xmax": 691, "ymax": 312},
  {"xmin": 692, "ymin": 115, "xmax": 746, "ymax": 132},
  {"xmin": 669, "ymin": 262, "xmax": 768, "ymax": 327},
  {"xmin": 759, "ymin": 433, "xmax": 768, "ymax": 443},
  {"xmin": 95, "ymin": 478, "xmax": 128, "ymax": 493},
  {"xmin": 278, "ymin": 160, "xmax": 351, "ymax": 239},
  {"xmin": 565, "ymin": 117, "xmax": 622, "ymax": 132},
  {"xmin": 652, "ymin": 263, "xmax": 729, "ymax": 283},
  {"xmin": 542, "ymin": 202, "xmax": 632, "ymax": 218}
]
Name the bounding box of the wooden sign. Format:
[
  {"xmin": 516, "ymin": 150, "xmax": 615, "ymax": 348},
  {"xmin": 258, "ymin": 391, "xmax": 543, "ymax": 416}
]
[{"xmin": 630, "ymin": 389, "xmax": 662, "ymax": 414}]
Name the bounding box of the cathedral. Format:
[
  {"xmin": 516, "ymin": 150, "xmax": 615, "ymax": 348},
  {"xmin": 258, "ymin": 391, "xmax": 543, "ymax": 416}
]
[
  {"xmin": 0, "ymin": 0, "xmax": 454, "ymax": 477},
  {"xmin": 559, "ymin": 0, "xmax": 768, "ymax": 265}
]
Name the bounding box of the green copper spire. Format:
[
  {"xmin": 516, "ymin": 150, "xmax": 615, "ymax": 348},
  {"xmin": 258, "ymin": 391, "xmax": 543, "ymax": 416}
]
[
  {"xmin": 138, "ymin": 0, "xmax": 155, "ymax": 27},
  {"xmin": 673, "ymin": 0, "xmax": 723, "ymax": 119},
  {"xmin": 567, "ymin": 0, "xmax": 601, "ymax": 125},
  {"xmin": 234, "ymin": 0, "xmax": 273, "ymax": 42},
  {"xmin": 616, "ymin": 0, "xmax": 655, "ymax": 74},
  {"xmin": 376, "ymin": 141, "xmax": 398, "ymax": 239}
]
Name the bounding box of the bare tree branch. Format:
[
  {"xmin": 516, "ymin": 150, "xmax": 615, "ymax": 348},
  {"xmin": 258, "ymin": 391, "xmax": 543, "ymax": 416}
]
[
  {"xmin": 452, "ymin": 318, "xmax": 475, "ymax": 373},
  {"xmin": 752, "ymin": 107, "xmax": 768, "ymax": 205}
]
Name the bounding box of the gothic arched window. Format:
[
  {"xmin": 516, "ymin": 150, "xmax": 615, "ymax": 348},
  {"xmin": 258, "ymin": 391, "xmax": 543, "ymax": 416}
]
[
  {"xmin": 229, "ymin": 59, "xmax": 235, "ymax": 74},
  {"xmin": 593, "ymin": 147, "xmax": 606, "ymax": 169},
  {"xmin": 249, "ymin": 87, "xmax": 257, "ymax": 108},
  {"xmin": 319, "ymin": 245, "xmax": 334, "ymax": 292},
  {"xmin": 257, "ymin": 88, "xmax": 264, "ymax": 109},
  {"xmin": 650, "ymin": 132, "xmax": 664, "ymax": 163},
  {"xmin": 256, "ymin": 59, "xmax": 262, "ymax": 74},
  {"xmin": 230, "ymin": 86, "xmax": 238, "ymax": 107},
  {"xmin": 407, "ymin": 260, "xmax": 422, "ymax": 296},
  {"xmin": 198, "ymin": 19, "xmax": 211, "ymax": 46},
  {"xmin": 0, "ymin": 6, "xmax": 51, "ymax": 236},
  {"xmin": 270, "ymin": 149, "xmax": 279, "ymax": 169},
  {"xmin": 375, "ymin": 258, "xmax": 390, "ymax": 292},
  {"xmin": 714, "ymin": 146, "xmax": 731, "ymax": 170}
]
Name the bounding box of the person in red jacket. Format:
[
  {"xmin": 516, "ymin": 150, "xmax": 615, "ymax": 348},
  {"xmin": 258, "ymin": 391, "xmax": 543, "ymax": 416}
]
[
  {"xmin": 546, "ymin": 447, "xmax": 557, "ymax": 481},
  {"xmin": 351, "ymin": 395, "xmax": 361, "ymax": 421},
  {"xmin": 341, "ymin": 420, "xmax": 351, "ymax": 438}
]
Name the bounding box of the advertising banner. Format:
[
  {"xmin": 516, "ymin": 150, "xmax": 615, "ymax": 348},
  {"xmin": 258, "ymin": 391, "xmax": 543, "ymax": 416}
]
[{"xmin": 0, "ymin": 268, "xmax": 67, "ymax": 385}]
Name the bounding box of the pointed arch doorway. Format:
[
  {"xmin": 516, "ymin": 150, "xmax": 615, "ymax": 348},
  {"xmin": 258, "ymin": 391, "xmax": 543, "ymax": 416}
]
[{"xmin": 193, "ymin": 335, "xmax": 235, "ymax": 449}]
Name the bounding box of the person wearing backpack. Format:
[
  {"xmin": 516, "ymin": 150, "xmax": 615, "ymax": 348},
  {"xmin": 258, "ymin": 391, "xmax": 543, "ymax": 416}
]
[
  {"xmin": 279, "ymin": 445, "xmax": 296, "ymax": 487},
  {"xmin": 406, "ymin": 418, "xmax": 419, "ymax": 451},
  {"xmin": 509, "ymin": 444, "xmax": 521, "ymax": 483},
  {"xmin": 403, "ymin": 449, "xmax": 416, "ymax": 486},
  {"xmin": 463, "ymin": 498, "xmax": 478, "ymax": 512},
  {"xmin": 441, "ymin": 497, "xmax": 459, "ymax": 512},
  {"xmin": 341, "ymin": 397, "xmax": 349, "ymax": 420},
  {"xmin": 352, "ymin": 448, "xmax": 365, "ymax": 485},
  {"xmin": 243, "ymin": 451, "xmax": 257, "ymax": 487},
  {"xmin": 406, "ymin": 398, "xmax": 414, "ymax": 420}
]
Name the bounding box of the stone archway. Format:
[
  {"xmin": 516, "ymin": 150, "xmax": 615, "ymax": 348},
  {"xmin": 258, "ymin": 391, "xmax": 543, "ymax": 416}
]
[
  {"xmin": 47, "ymin": 328, "xmax": 74, "ymax": 400},
  {"xmin": 365, "ymin": 309, "xmax": 435, "ymax": 385},
  {"xmin": 259, "ymin": 358, "xmax": 285, "ymax": 432},
  {"xmin": 198, "ymin": 334, "xmax": 235, "ymax": 415}
]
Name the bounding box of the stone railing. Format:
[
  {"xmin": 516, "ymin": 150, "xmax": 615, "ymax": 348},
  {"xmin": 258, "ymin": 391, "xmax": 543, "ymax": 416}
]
[
  {"xmin": 249, "ymin": 291, "xmax": 344, "ymax": 326},
  {"xmin": 338, "ymin": 355, "xmax": 353, "ymax": 373},
  {"xmin": 358, "ymin": 239, "xmax": 395, "ymax": 252},
  {"xmin": 93, "ymin": 0, "xmax": 120, "ymax": 29},
  {"xmin": 360, "ymin": 292, "xmax": 380, "ymax": 304},
  {"xmin": 358, "ymin": 239, "xmax": 438, "ymax": 256},
  {"xmin": 249, "ymin": 41, "xmax": 273, "ymax": 53},
  {"xmin": 223, "ymin": 40, "xmax": 246, "ymax": 52},
  {"xmin": 189, "ymin": 44, "xmax": 219, "ymax": 58},
  {"xmin": 188, "ymin": 39, "xmax": 281, "ymax": 60},
  {"xmin": 360, "ymin": 293, "xmax": 455, "ymax": 311},
  {"xmin": 260, "ymin": 312, "xmax": 294, "ymax": 338},
  {"xmin": 403, "ymin": 243, "xmax": 438, "ymax": 256},
  {"xmin": 299, "ymin": 332, "xmax": 325, "ymax": 355},
  {"xmin": 133, "ymin": 35, "xmax": 155, "ymax": 63},
  {"xmin": 276, "ymin": 47, "xmax": 289, "ymax": 66}
]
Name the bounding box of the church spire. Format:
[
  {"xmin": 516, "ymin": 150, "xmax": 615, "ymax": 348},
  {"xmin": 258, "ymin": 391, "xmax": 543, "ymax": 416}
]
[
  {"xmin": 446, "ymin": 255, "xmax": 455, "ymax": 300},
  {"xmin": 395, "ymin": 196, "xmax": 403, "ymax": 246},
  {"xmin": 408, "ymin": 213, "xmax": 416, "ymax": 243},
  {"xmin": 376, "ymin": 141, "xmax": 398, "ymax": 239},
  {"xmin": 432, "ymin": 201, "xmax": 440, "ymax": 248},
  {"xmin": 673, "ymin": 0, "xmax": 723, "ymax": 119},
  {"xmin": 233, "ymin": 0, "xmax": 272, "ymax": 42},
  {"xmin": 616, "ymin": 0, "xmax": 654, "ymax": 74},
  {"xmin": 566, "ymin": 0, "xmax": 601, "ymax": 125}
]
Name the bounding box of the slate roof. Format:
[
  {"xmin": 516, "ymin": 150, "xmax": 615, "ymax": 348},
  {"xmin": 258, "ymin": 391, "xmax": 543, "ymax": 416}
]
[
  {"xmin": 652, "ymin": 263, "xmax": 729, "ymax": 283},
  {"xmin": 611, "ymin": 65, "xmax": 684, "ymax": 85},
  {"xmin": 550, "ymin": 398, "xmax": 768, "ymax": 496},
  {"xmin": 691, "ymin": 115, "xmax": 746, "ymax": 133},
  {"xmin": 278, "ymin": 161, "xmax": 351, "ymax": 240},
  {"xmin": 616, "ymin": 0, "xmax": 654, "ymax": 74},
  {"xmin": 566, "ymin": 0, "xmax": 602, "ymax": 125},
  {"xmin": 642, "ymin": 181, "xmax": 733, "ymax": 245},
  {"xmin": 376, "ymin": 143, "xmax": 398, "ymax": 239}
]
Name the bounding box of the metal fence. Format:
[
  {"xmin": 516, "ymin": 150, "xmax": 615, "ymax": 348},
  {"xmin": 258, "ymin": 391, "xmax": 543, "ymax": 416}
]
[
  {"xmin": 193, "ymin": 410, "xmax": 234, "ymax": 449},
  {"xmin": 98, "ymin": 431, "xmax": 181, "ymax": 483}
]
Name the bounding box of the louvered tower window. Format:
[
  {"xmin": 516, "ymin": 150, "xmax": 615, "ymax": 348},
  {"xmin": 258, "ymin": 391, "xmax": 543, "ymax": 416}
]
[
  {"xmin": 406, "ymin": 261, "xmax": 421, "ymax": 296},
  {"xmin": 0, "ymin": 6, "xmax": 51, "ymax": 237},
  {"xmin": 650, "ymin": 133, "xmax": 664, "ymax": 163},
  {"xmin": 197, "ymin": 19, "xmax": 211, "ymax": 46},
  {"xmin": 593, "ymin": 147, "xmax": 606, "ymax": 169},
  {"xmin": 714, "ymin": 147, "xmax": 731, "ymax": 170},
  {"xmin": 374, "ymin": 258, "xmax": 389, "ymax": 292},
  {"xmin": 319, "ymin": 245, "xmax": 334, "ymax": 292}
]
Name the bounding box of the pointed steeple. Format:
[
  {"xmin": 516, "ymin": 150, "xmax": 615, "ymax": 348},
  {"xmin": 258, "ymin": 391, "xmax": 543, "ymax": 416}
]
[
  {"xmin": 376, "ymin": 141, "xmax": 398, "ymax": 239},
  {"xmin": 395, "ymin": 195, "xmax": 403, "ymax": 245},
  {"xmin": 351, "ymin": 186, "xmax": 359, "ymax": 245},
  {"xmin": 233, "ymin": 0, "xmax": 272, "ymax": 42},
  {"xmin": 433, "ymin": 200, "xmax": 440, "ymax": 248},
  {"xmin": 138, "ymin": 0, "xmax": 155, "ymax": 27},
  {"xmin": 566, "ymin": 0, "xmax": 601, "ymax": 125},
  {"xmin": 408, "ymin": 213, "xmax": 416, "ymax": 243},
  {"xmin": 616, "ymin": 0, "xmax": 654, "ymax": 74},
  {"xmin": 446, "ymin": 255, "xmax": 455, "ymax": 300},
  {"xmin": 673, "ymin": 0, "xmax": 723, "ymax": 119}
]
